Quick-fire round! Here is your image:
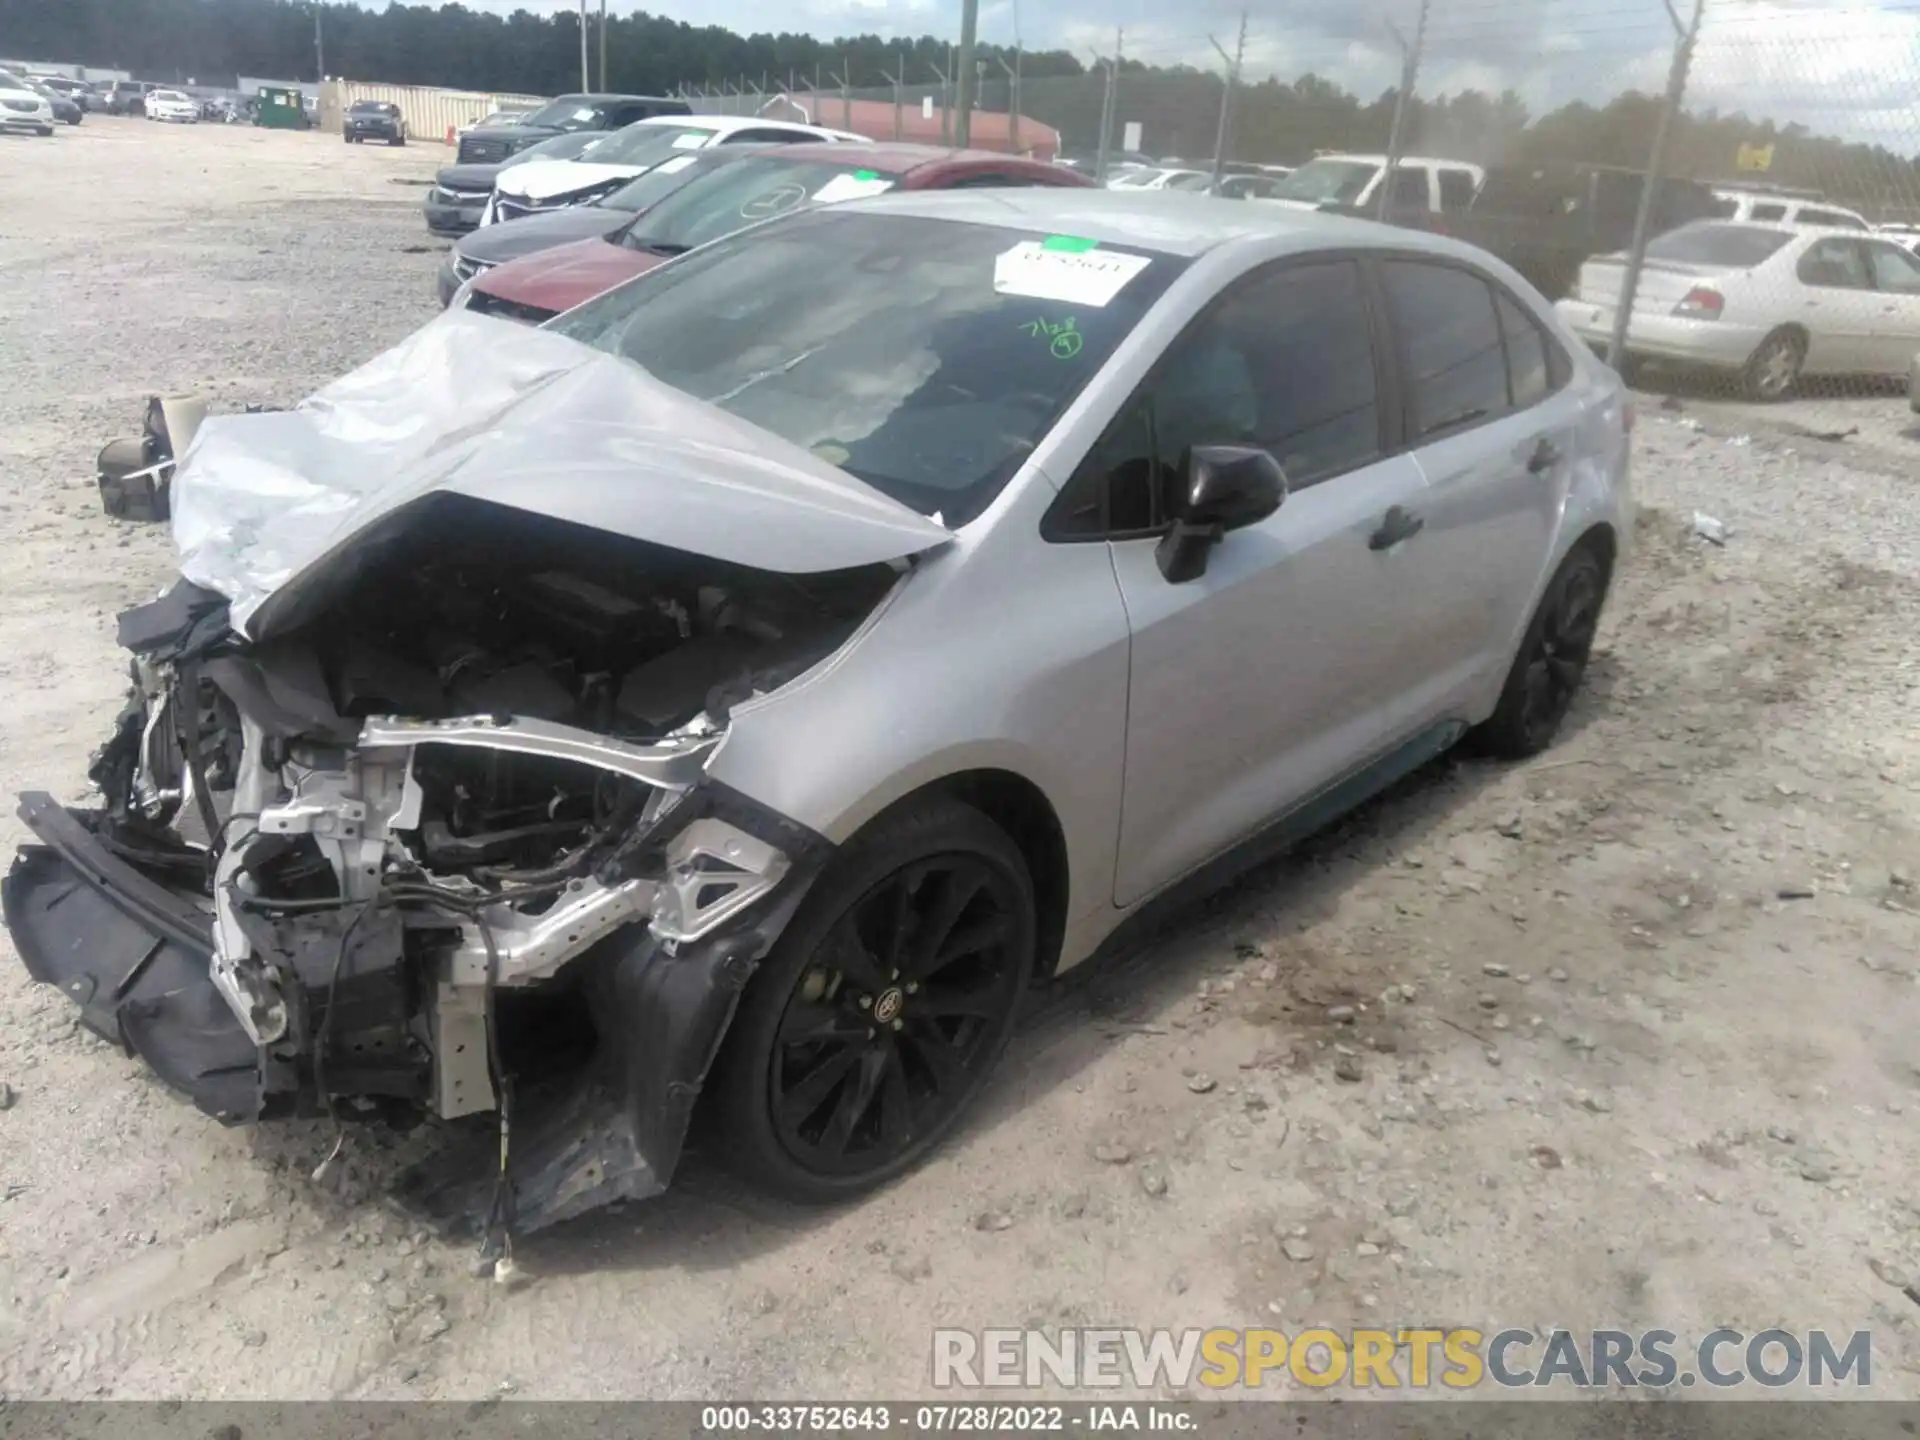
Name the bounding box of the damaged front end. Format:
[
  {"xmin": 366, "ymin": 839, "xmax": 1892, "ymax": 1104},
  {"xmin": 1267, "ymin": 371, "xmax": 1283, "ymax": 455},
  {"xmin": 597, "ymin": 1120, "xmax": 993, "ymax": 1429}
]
[{"xmin": 1, "ymin": 503, "xmax": 902, "ymax": 1233}]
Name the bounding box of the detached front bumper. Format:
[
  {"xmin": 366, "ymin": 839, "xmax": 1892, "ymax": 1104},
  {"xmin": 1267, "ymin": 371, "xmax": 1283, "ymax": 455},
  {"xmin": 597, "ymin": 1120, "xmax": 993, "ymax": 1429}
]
[
  {"xmin": 4, "ymin": 794, "xmax": 258, "ymax": 1122},
  {"xmin": 4, "ymin": 784, "xmax": 823, "ymax": 1231}
]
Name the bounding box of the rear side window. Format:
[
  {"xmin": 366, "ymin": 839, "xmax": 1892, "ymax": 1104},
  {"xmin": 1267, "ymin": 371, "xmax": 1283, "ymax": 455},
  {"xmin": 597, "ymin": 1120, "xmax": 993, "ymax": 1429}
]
[
  {"xmin": 1646, "ymin": 224, "xmax": 1793, "ymax": 266},
  {"xmin": 1496, "ymin": 293, "xmax": 1552, "ymax": 407},
  {"xmin": 1381, "ymin": 261, "xmax": 1509, "ymax": 438},
  {"xmin": 1388, "ymin": 167, "xmax": 1429, "ymax": 209},
  {"xmin": 1438, "ymin": 169, "xmax": 1478, "ymax": 213},
  {"xmin": 1799, "ymin": 207, "xmax": 1865, "ymax": 230},
  {"xmin": 1748, "ymin": 202, "xmax": 1787, "ymax": 222}
]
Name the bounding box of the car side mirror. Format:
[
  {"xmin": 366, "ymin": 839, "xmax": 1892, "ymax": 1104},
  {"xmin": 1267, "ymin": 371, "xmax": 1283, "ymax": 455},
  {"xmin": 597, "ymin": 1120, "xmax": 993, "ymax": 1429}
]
[{"xmin": 1155, "ymin": 445, "xmax": 1286, "ymax": 584}]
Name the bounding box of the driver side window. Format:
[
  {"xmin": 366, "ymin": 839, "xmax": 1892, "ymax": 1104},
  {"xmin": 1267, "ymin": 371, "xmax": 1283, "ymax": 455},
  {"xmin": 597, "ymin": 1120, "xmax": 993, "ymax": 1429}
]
[{"xmin": 1046, "ymin": 259, "xmax": 1385, "ymax": 540}]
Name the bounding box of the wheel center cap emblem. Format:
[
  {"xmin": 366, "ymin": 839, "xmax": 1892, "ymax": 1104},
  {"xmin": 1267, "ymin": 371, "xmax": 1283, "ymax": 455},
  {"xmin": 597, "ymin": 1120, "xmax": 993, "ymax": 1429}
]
[{"xmin": 873, "ymin": 987, "xmax": 905, "ymax": 1024}]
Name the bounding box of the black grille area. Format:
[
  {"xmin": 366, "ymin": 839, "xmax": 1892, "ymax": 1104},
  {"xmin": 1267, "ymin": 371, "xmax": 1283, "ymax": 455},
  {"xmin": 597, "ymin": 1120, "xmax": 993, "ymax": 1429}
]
[
  {"xmin": 459, "ymin": 134, "xmax": 512, "ymax": 163},
  {"xmin": 467, "ymin": 290, "xmax": 557, "ymax": 326}
]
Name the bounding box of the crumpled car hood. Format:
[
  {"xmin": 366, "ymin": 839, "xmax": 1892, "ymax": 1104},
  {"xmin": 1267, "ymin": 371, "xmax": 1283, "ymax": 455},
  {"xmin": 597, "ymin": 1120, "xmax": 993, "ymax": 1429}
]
[
  {"xmin": 171, "ymin": 309, "xmax": 952, "ymax": 638},
  {"xmin": 499, "ymin": 159, "xmax": 649, "ymax": 201}
]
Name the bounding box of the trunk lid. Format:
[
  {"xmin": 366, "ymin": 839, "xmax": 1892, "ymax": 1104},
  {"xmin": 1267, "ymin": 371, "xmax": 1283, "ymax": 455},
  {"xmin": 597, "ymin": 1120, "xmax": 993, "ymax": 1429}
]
[
  {"xmin": 171, "ymin": 310, "xmax": 953, "ymax": 638},
  {"xmin": 1577, "ymin": 256, "xmax": 1737, "ymax": 313}
]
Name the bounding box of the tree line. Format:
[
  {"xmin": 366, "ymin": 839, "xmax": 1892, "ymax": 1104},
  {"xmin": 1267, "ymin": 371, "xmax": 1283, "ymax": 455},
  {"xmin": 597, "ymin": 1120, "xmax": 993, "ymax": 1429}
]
[{"xmin": 16, "ymin": 0, "xmax": 1920, "ymax": 211}]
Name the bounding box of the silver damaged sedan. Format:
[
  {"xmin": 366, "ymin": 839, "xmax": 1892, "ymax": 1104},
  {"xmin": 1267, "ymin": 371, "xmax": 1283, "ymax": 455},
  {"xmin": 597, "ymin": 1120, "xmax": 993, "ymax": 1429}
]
[{"xmin": 2, "ymin": 191, "xmax": 1632, "ymax": 1236}]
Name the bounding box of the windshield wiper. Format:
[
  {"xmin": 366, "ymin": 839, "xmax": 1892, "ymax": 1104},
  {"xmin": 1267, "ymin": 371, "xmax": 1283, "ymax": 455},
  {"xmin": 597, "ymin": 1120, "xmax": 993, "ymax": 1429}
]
[{"xmin": 645, "ymin": 241, "xmax": 691, "ymax": 257}]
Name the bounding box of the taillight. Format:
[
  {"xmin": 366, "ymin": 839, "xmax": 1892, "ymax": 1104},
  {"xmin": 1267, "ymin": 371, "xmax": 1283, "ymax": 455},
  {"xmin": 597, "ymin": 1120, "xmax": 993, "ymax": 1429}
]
[{"xmin": 1673, "ymin": 286, "xmax": 1724, "ymax": 319}]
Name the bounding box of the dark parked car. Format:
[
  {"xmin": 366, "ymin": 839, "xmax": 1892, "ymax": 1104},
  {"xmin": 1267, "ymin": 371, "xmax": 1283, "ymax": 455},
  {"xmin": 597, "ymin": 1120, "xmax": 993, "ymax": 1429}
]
[
  {"xmin": 10, "ymin": 74, "xmax": 80, "ymax": 125},
  {"xmin": 456, "ymin": 92, "xmax": 689, "ymax": 164},
  {"xmin": 31, "ymin": 75, "xmax": 90, "ymax": 112},
  {"xmin": 344, "ymin": 99, "xmax": 405, "ymax": 145},
  {"xmin": 460, "ymin": 142, "xmax": 1092, "ymax": 324},
  {"xmin": 437, "ymin": 147, "xmax": 751, "ymax": 305},
  {"xmin": 1398, "ymin": 162, "xmax": 1724, "ymax": 301},
  {"xmin": 423, "ymin": 130, "xmax": 609, "ymax": 236}
]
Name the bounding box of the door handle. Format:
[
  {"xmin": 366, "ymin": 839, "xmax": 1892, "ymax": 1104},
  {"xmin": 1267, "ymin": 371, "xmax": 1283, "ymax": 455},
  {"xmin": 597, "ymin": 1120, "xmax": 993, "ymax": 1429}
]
[
  {"xmin": 1369, "ymin": 505, "xmax": 1425, "ymax": 551},
  {"xmin": 1527, "ymin": 439, "xmax": 1562, "ymax": 475}
]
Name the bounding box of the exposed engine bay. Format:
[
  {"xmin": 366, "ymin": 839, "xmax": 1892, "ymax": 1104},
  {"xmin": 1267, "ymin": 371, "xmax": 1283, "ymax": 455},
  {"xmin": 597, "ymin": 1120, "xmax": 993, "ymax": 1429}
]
[{"xmin": 5, "ymin": 499, "xmax": 893, "ymax": 1235}]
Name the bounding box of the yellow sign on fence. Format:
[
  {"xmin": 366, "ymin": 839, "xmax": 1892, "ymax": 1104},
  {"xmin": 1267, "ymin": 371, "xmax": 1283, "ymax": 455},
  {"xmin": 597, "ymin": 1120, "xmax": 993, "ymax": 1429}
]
[{"xmin": 1737, "ymin": 142, "xmax": 1776, "ymax": 172}]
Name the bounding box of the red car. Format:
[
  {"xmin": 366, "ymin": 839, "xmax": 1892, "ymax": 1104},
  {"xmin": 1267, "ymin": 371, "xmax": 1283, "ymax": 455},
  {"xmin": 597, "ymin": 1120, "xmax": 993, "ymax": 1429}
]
[{"xmin": 459, "ymin": 142, "xmax": 1093, "ymax": 324}]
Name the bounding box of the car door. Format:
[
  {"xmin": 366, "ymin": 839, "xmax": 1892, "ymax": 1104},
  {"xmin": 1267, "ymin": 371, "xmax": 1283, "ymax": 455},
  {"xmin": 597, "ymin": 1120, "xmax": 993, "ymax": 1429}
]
[
  {"xmin": 1793, "ymin": 238, "xmax": 1878, "ymax": 371},
  {"xmin": 1074, "ymin": 256, "xmax": 1442, "ymax": 906},
  {"xmin": 1860, "ymin": 238, "xmax": 1920, "ymax": 371},
  {"xmin": 1378, "ymin": 258, "xmax": 1579, "ymax": 702}
]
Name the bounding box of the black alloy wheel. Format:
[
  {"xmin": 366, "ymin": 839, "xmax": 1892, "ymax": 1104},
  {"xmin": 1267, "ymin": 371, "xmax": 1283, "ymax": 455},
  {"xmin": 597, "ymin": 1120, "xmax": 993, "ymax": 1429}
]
[
  {"xmin": 709, "ymin": 797, "xmax": 1035, "ymax": 1201},
  {"xmin": 1470, "ymin": 543, "xmax": 1608, "ymax": 759}
]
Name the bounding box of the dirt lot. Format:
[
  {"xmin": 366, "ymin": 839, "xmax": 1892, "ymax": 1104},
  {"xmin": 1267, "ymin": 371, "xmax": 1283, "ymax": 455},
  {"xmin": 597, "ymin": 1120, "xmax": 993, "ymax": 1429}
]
[{"xmin": 1, "ymin": 117, "xmax": 1918, "ymax": 1402}]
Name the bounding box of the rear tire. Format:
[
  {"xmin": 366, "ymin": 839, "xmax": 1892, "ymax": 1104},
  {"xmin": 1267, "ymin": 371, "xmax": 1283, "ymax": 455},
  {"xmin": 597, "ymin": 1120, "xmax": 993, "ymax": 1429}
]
[
  {"xmin": 1468, "ymin": 543, "xmax": 1609, "ymax": 760},
  {"xmin": 707, "ymin": 796, "xmax": 1036, "ymax": 1204},
  {"xmin": 1742, "ymin": 329, "xmax": 1805, "ymax": 402},
  {"xmin": 35, "ymin": 125, "xmax": 53, "ymax": 137}
]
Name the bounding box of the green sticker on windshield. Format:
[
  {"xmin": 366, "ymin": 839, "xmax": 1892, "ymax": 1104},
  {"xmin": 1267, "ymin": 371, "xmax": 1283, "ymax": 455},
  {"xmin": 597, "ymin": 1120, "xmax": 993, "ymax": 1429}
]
[
  {"xmin": 853, "ymin": 169, "xmax": 880, "ymax": 181},
  {"xmin": 1041, "ymin": 235, "xmax": 1099, "ymax": 253}
]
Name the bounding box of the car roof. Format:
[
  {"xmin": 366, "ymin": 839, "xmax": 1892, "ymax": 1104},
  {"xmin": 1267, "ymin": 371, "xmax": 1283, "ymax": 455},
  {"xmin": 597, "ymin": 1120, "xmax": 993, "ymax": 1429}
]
[
  {"xmin": 818, "ymin": 187, "xmax": 1480, "ymax": 261},
  {"xmin": 625, "ymin": 113, "xmax": 847, "ymax": 139},
  {"xmin": 1302, "ymin": 153, "xmax": 1484, "ymax": 174},
  {"xmin": 727, "ymin": 140, "xmax": 1066, "ymax": 175},
  {"xmin": 551, "ymin": 93, "xmax": 682, "ymax": 104}
]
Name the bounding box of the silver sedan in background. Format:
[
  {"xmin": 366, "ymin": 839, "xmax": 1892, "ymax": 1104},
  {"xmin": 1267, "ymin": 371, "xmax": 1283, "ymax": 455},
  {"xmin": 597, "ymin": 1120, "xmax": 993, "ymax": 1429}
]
[{"xmin": 4, "ymin": 193, "xmax": 1631, "ymax": 1235}]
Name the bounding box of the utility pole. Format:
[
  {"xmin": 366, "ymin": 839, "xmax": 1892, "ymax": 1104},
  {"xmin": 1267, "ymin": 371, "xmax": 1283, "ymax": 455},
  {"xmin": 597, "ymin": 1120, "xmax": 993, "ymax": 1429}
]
[
  {"xmin": 996, "ymin": 53, "xmax": 1021, "ymax": 154},
  {"xmin": 313, "ymin": 5, "xmax": 324, "ymax": 82},
  {"xmin": 1377, "ymin": 0, "xmax": 1431, "ymax": 220},
  {"xmin": 839, "ymin": 53, "xmax": 852, "ymax": 129},
  {"xmin": 578, "ymin": 0, "xmax": 589, "ymax": 92},
  {"xmin": 1609, "ymin": 0, "xmax": 1705, "ymax": 373},
  {"xmin": 1208, "ymin": 10, "xmax": 1247, "ymax": 191},
  {"xmin": 954, "ymin": 0, "xmax": 979, "ymax": 148},
  {"xmin": 598, "ymin": 0, "xmax": 607, "ymax": 90},
  {"xmin": 1092, "ymin": 28, "xmax": 1121, "ymax": 182}
]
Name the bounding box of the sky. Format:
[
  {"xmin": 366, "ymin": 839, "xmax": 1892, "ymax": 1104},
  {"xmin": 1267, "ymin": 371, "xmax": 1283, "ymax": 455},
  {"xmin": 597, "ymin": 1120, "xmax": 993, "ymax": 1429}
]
[{"xmin": 450, "ymin": 0, "xmax": 1920, "ymax": 146}]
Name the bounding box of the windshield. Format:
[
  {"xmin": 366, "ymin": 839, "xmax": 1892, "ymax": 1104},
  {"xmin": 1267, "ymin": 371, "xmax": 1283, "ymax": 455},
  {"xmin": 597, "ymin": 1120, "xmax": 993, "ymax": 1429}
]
[
  {"xmin": 350, "ymin": 101, "xmax": 396, "ymax": 115},
  {"xmin": 551, "ymin": 210, "xmax": 1184, "ymax": 524},
  {"xmin": 1646, "ymin": 224, "xmax": 1793, "ymax": 266},
  {"xmin": 153, "ymin": 91, "xmax": 187, "ymax": 103},
  {"xmin": 504, "ymin": 131, "xmax": 606, "ymax": 168},
  {"xmin": 579, "ymin": 122, "xmax": 715, "ymax": 166},
  {"xmin": 600, "ymin": 152, "xmax": 718, "ymax": 213},
  {"xmin": 1270, "ymin": 159, "xmax": 1380, "ymax": 205},
  {"xmin": 624, "ymin": 153, "xmax": 900, "ymax": 256},
  {"xmin": 518, "ymin": 96, "xmax": 607, "ymax": 129}
]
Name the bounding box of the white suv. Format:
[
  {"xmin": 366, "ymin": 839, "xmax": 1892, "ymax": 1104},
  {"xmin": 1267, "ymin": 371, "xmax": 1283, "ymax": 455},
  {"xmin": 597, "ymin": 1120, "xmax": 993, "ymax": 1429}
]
[
  {"xmin": 1261, "ymin": 153, "xmax": 1485, "ymax": 217},
  {"xmin": 0, "ymin": 72, "xmax": 55, "ymax": 136}
]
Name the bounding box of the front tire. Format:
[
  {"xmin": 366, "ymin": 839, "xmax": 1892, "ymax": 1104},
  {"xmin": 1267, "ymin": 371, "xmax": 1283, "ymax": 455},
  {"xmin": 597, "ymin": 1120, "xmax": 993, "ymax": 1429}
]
[
  {"xmin": 1469, "ymin": 542, "xmax": 1608, "ymax": 759},
  {"xmin": 707, "ymin": 796, "xmax": 1036, "ymax": 1203},
  {"xmin": 36, "ymin": 125, "xmax": 53, "ymax": 137},
  {"xmin": 1743, "ymin": 329, "xmax": 1805, "ymax": 402}
]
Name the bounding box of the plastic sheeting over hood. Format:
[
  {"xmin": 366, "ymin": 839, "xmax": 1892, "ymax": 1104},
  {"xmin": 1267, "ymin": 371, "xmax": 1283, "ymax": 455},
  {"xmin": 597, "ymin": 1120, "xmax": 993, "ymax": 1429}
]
[
  {"xmin": 499, "ymin": 159, "xmax": 654, "ymax": 202},
  {"xmin": 170, "ymin": 310, "xmax": 953, "ymax": 638}
]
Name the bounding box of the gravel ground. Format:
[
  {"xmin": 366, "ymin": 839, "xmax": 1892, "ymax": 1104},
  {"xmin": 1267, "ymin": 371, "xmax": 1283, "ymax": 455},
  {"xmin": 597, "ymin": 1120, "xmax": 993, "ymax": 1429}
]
[{"xmin": 1, "ymin": 118, "xmax": 1918, "ymax": 1402}]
